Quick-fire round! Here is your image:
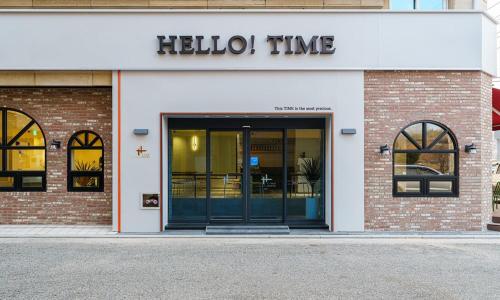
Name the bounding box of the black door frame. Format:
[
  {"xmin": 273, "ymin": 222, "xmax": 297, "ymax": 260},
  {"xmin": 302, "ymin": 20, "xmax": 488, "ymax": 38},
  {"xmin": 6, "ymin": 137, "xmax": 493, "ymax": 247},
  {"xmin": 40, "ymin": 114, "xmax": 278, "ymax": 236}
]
[{"xmin": 167, "ymin": 118, "xmax": 326, "ymax": 227}]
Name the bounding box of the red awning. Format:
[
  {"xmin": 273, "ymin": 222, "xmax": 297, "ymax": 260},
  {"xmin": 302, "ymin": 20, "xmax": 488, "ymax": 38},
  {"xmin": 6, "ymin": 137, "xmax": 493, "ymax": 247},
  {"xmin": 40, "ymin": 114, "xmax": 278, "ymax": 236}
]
[{"xmin": 493, "ymin": 88, "xmax": 500, "ymax": 131}]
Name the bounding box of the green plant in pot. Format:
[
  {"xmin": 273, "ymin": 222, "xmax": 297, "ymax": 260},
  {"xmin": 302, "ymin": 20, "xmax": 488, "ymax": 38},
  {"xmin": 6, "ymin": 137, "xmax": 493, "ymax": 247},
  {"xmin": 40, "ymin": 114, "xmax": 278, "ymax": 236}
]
[
  {"xmin": 302, "ymin": 157, "xmax": 321, "ymax": 220},
  {"xmin": 74, "ymin": 160, "xmax": 99, "ymax": 187}
]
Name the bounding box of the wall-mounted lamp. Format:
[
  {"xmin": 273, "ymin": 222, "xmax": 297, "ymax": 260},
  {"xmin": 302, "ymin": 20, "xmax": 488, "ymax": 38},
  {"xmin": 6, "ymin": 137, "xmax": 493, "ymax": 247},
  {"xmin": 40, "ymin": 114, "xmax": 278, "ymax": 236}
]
[
  {"xmin": 379, "ymin": 144, "xmax": 390, "ymax": 155},
  {"xmin": 191, "ymin": 135, "xmax": 199, "ymax": 151},
  {"xmin": 465, "ymin": 143, "xmax": 477, "ymax": 154},
  {"xmin": 341, "ymin": 128, "xmax": 357, "ymax": 135},
  {"xmin": 133, "ymin": 129, "xmax": 149, "ymax": 136},
  {"xmin": 50, "ymin": 140, "xmax": 61, "ymax": 150}
]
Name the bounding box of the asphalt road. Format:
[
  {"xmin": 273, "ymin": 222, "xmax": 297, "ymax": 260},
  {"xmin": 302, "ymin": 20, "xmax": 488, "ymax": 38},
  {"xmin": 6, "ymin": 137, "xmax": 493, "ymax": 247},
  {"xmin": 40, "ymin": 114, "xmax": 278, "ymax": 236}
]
[{"xmin": 1, "ymin": 238, "xmax": 500, "ymax": 299}]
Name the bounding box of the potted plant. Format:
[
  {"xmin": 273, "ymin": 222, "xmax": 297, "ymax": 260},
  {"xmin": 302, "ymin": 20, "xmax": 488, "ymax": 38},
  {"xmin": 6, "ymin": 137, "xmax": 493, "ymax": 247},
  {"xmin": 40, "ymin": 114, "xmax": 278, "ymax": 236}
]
[
  {"xmin": 74, "ymin": 160, "xmax": 99, "ymax": 187},
  {"xmin": 302, "ymin": 157, "xmax": 321, "ymax": 220}
]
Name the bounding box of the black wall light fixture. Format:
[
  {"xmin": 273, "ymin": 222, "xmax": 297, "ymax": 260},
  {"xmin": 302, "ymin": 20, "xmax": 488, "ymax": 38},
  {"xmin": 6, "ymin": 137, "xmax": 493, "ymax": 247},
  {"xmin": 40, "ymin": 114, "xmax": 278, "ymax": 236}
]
[
  {"xmin": 379, "ymin": 144, "xmax": 390, "ymax": 155},
  {"xmin": 341, "ymin": 128, "xmax": 356, "ymax": 135},
  {"xmin": 133, "ymin": 129, "xmax": 149, "ymax": 136},
  {"xmin": 50, "ymin": 140, "xmax": 61, "ymax": 150},
  {"xmin": 465, "ymin": 143, "xmax": 477, "ymax": 154}
]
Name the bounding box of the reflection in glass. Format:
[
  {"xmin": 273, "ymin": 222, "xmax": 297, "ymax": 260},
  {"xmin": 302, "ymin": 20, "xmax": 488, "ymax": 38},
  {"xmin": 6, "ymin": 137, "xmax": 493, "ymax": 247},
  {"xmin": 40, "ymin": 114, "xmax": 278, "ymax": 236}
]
[
  {"xmin": 432, "ymin": 134, "xmax": 454, "ymax": 150},
  {"xmin": 394, "ymin": 153, "xmax": 454, "ymax": 175},
  {"xmin": 429, "ymin": 181, "xmax": 453, "ymax": 193},
  {"xmin": 170, "ymin": 130, "xmax": 207, "ymax": 220},
  {"xmin": 250, "ymin": 131, "xmax": 283, "ymax": 219},
  {"xmin": 210, "ymin": 131, "xmax": 243, "ymax": 219},
  {"xmin": 419, "ymin": 0, "xmax": 444, "ymax": 10},
  {"xmin": 404, "ymin": 123, "xmax": 422, "ymax": 148},
  {"xmin": 394, "ymin": 134, "xmax": 417, "ymax": 150},
  {"xmin": 397, "ymin": 181, "xmax": 420, "ymax": 193},
  {"xmin": 426, "ymin": 123, "xmax": 443, "ymax": 147},
  {"xmin": 22, "ymin": 176, "xmax": 43, "ymax": 188},
  {"xmin": 390, "ymin": 0, "xmax": 414, "ymax": 10},
  {"xmin": 287, "ymin": 129, "xmax": 323, "ymax": 220}
]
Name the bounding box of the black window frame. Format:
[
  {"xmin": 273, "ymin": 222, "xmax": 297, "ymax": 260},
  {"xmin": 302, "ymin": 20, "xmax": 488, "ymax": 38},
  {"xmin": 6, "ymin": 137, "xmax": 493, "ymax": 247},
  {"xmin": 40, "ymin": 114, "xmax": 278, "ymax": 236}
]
[
  {"xmin": 393, "ymin": 120, "xmax": 459, "ymax": 197},
  {"xmin": 67, "ymin": 130, "xmax": 104, "ymax": 192},
  {"xmin": 0, "ymin": 108, "xmax": 46, "ymax": 192}
]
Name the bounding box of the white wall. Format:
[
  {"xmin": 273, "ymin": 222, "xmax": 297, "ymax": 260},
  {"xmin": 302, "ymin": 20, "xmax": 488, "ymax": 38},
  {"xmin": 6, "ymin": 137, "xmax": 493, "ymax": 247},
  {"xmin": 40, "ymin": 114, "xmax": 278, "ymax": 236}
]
[
  {"xmin": 0, "ymin": 10, "xmax": 495, "ymax": 75},
  {"xmin": 117, "ymin": 70, "xmax": 364, "ymax": 232}
]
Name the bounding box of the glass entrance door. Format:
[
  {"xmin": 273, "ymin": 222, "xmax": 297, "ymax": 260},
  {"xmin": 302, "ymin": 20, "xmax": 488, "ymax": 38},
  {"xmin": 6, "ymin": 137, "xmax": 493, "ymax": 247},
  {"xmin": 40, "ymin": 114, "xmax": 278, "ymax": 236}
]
[
  {"xmin": 168, "ymin": 118, "xmax": 325, "ymax": 227},
  {"xmin": 209, "ymin": 131, "xmax": 244, "ymax": 222},
  {"xmin": 248, "ymin": 130, "xmax": 284, "ymax": 222}
]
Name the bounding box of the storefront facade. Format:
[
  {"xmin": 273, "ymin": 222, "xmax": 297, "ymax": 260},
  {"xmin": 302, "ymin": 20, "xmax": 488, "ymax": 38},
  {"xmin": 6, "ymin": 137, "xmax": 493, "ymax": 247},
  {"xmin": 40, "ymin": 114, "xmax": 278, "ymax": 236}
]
[{"xmin": 0, "ymin": 6, "xmax": 495, "ymax": 232}]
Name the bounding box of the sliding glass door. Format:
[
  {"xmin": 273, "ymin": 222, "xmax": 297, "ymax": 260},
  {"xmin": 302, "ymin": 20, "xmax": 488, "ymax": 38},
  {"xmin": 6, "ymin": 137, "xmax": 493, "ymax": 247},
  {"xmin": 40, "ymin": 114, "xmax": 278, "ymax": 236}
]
[
  {"xmin": 209, "ymin": 131, "xmax": 244, "ymax": 221},
  {"xmin": 248, "ymin": 130, "xmax": 284, "ymax": 222},
  {"xmin": 168, "ymin": 118, "xmax": 325, "ymax": 226}
]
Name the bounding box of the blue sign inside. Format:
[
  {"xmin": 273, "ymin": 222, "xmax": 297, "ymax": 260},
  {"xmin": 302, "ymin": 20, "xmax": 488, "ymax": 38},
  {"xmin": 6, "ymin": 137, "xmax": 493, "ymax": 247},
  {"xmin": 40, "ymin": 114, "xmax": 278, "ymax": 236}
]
[{"xmin": 250, "ymin": 156, "xmax": 259, "ymax": 166}]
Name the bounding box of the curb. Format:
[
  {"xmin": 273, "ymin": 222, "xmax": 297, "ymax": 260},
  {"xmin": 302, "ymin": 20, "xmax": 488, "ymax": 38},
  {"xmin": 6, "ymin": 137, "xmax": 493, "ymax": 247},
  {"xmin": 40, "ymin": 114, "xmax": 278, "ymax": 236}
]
[{"xmin": 2, "ymin": 234, "xmax": 500, "ymax": 239}]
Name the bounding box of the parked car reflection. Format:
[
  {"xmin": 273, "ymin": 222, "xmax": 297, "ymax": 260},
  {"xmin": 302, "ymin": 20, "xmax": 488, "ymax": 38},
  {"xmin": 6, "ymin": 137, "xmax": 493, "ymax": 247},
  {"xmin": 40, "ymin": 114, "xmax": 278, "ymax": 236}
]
[{"xmin": 395, "ymin": 164, "xmax": 452, "ymax": 193}]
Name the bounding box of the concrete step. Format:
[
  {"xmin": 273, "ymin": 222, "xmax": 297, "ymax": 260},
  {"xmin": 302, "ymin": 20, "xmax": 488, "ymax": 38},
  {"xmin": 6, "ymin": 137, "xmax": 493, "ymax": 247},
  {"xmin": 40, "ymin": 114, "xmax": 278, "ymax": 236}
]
[
  {"xmin": 206, "ymin": 225, "xmax": 290, "ymax": 235},
  {"xmin": 487, "ymin": 223, "xmax": 500, "ymax": 232}
]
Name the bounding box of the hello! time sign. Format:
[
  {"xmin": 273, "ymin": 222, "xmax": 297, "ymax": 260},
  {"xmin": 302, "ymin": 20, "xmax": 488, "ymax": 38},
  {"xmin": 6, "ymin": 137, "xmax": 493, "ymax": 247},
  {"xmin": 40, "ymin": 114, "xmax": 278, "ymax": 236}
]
[{"xmin": 156, "ymin": 35, "xmax": 335, "ymax": 55}]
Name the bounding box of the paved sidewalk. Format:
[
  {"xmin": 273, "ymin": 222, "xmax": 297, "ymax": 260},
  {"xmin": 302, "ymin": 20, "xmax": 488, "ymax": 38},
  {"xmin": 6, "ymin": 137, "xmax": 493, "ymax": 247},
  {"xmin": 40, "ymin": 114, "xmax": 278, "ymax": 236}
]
[
  {"xmin": 0, "ymin": 225, "xmax": 115, "ymax": 237},
  {"xmin": 2, "ymin": 225, "xmax": 500, "ymax": 238}
]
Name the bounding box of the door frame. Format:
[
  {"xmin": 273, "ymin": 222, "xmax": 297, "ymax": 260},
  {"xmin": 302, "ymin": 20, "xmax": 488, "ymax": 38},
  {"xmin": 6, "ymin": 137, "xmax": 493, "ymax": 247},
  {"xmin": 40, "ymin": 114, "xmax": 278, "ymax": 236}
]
[{"xmin": 160, "ymin": 113, "xmax": 334, "ymax": 231}]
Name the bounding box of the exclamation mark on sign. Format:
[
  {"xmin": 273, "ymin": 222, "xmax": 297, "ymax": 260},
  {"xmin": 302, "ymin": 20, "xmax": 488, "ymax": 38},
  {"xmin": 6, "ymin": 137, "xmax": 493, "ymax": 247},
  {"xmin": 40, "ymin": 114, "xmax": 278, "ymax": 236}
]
[{"xmin": 250, "ymin": 35, "xmax": 255, "ymax": 54}]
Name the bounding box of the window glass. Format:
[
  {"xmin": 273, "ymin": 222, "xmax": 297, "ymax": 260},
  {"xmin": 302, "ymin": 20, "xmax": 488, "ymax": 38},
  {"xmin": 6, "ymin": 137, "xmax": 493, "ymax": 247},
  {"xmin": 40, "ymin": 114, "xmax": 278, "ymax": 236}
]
[
  {"xmin": 71, "ymin": 149, "xmax": 103, "ymax": 171},
  {"xmin": 419, "ymin": 0, "xmax": 444, "ymax": 10},
  {"xmin": 12, "ymin": 123, "xmax": 44, "ymax": 147},
  {"xmin": 394, "ymin": 153, "xmax": 454, "ymax": 176},
  {"xmin": 73, "ymin": 176, "xmax": 100, "ymax": 189},
  {"xmin": 0, "ymin": 112, "xmax": 2, "ymax": 145},
  {"xmin": 0, "ymin": 109, "xmax": 46, "ymax": 191},
  {"xmin": 68, "ymin": 131, "xmax": 104, "ymax": 192},
  {"xmin": 394, "ymin": 134, "xmax": 417, "ymax": 150},
  {"xmin": 170, "ymin": 129, "xmax": 207, "ymax": 220},
  {"xmin": 397, "ymin": 181, "xmax": 420, "ymax": 193},
  {"xmin": 71, "ymin": 133, "xmax": 85, "ymax": 147},
  {"xmin": 7, "ymin": 149, "xmax": 45, "ymax": 171},
  {"xmin": 7, "ymin": 110, "xmax": 31, "ymax": 143},
  {"xmin": 22, "ymin": 176, "xmax": 43, "ymax": 188},
  {"xmin": 92, "ymin": 138, "xmax": 103, "ymax": 147},
  {"xmin": 286, "ymin": 129, "xmax": 323, "ymax": 220},
  {"xmin": 0, "ymin": 176, "xmax": 14, "ymax": 188},
  {"xmin": 391, "ymin": 0, "xmax": 414, "ymax": 9},
  {"xmin": 426, "ymin": 123, "xmax": 444, "ymax": 147},
  {"xmin": 404, "ymin": 123, "xmax": 422, "ymax": 148},
  {"xmin": 432, "ymin": 133, "xmax": 454, "ymax": 150},
  {"xmin": 429, "ymin": 181, "xmax": 453, "ymax": 193},
  {"xmin": 171, "ymin": 130, "xmax": 207, "ymax": 198},
  {"xmin": 394, "ymin": 121, "xmax": 457, "ymax": 197},
  {"xmin": 210, "ymin": 131, "xmax": 243, "ymax": 199}
]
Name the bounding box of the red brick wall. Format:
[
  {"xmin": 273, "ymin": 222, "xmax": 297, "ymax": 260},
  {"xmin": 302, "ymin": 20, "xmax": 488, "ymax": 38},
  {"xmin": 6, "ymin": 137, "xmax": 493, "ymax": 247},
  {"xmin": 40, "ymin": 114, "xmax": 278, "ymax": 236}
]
[
  {"xmin": 0, "ymin": 88, "xmax": 112, "ymax": 225},
  {"xmin": 365, "ymin": 71, "xmax": 492, "ymax": 231}
]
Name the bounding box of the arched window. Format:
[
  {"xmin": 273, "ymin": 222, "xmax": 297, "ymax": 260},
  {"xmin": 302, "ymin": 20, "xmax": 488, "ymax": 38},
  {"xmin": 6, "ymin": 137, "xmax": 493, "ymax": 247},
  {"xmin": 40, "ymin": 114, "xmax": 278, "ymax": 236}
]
[
  {"xmin": 393, "ymin": 121, "xmax": 458, "ymax": 197},
  {"xmin": 0, "ymin": 108, "xmax": 46, "ymax": 191},
  {"xmin": 67, "ymin": 130, "xmax": 104, "ymax": 192}
]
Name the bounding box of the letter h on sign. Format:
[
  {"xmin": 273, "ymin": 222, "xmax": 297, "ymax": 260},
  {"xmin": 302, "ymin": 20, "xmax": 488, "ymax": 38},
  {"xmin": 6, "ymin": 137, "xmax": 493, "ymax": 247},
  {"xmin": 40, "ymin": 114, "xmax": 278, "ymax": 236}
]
[{"xmin": 157, "ymin": 35, "xmax": 177, "ymax": 54}]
